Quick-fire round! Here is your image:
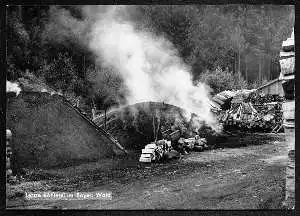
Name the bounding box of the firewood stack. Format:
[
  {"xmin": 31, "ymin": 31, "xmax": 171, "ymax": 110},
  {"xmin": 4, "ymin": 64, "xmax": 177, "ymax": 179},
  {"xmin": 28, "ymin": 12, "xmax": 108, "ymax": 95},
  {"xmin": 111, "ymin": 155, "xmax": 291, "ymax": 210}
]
[
  {"xmin": 245, "ymin": 93, "xmax": 284, "ymax": 131},
  {"xmin": 211, "ymin": 88, "xmax": 284, "ymax": 132},
  {"xmin": 245, "ymin": 92, "xmax": 284, "ymax": 104}
]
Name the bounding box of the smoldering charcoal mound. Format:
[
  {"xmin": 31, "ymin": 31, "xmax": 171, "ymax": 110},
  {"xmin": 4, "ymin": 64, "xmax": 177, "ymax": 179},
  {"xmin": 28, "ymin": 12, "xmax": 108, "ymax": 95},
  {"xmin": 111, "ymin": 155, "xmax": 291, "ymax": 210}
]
[{"xmin": 93, "ymin": 101, "xmax": 214, "ymax": 150}]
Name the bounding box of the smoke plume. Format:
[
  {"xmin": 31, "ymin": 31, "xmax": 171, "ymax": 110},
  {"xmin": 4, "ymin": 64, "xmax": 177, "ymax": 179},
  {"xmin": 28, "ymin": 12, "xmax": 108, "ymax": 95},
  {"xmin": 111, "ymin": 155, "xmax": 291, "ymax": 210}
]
[{"xmin": 48, "ymin": 5, "xmax": 219, "ymax": 130}]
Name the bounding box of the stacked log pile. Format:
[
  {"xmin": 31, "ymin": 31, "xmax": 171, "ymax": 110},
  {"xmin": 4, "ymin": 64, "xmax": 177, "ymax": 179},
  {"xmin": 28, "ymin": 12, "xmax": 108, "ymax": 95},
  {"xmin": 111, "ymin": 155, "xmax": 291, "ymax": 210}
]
[
  {"xmin": 253, "ymin": 103, "xmax": 283, "ymax": 132},
  {"xmin": 245, "ymin": 92, "xmax": 284, "ymax": 104},
  {"xmin": 210, "ymin": 90, "xmax": 237, "ymax": 112},
  {"xmin": 214, "ymin": 91, "xmax": 284, "ymax": 132},
  {"xmin": 246, "ymin": 92, "xmax": 283, "ymax": 132}
]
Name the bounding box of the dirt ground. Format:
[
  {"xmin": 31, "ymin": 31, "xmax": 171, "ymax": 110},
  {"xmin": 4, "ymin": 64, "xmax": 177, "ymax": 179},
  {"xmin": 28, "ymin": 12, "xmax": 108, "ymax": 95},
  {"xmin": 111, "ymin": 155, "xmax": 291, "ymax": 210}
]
[{"xmin": 6, "ymin": 133, "xmax": 288, "ymax": 209}]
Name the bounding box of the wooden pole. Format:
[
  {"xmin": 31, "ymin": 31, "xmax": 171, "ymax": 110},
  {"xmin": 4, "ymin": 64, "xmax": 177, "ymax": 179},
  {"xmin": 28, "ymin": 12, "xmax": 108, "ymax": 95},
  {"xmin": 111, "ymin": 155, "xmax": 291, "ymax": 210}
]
[
  {"xmin": 153, "ymin": 114, "xmax": 155, "ymax": 141},
  {"xmin": 275, "ymin": 124, "xmax": 283, "ymax": 134},
  {"xmin": 238, "ymin": 50, "xmax": 241, "ymax": 75},
  {"xmin": 91, "ymin": 98, "xmax": 95, "ymax": 120}
]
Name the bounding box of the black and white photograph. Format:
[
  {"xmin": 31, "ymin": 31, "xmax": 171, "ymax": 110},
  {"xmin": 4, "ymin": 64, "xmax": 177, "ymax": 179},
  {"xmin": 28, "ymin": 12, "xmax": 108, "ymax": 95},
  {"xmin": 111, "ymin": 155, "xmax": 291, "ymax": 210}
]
[{"xmin": 5, "ymin": 4, "xmax": 295, "ymax": 210}]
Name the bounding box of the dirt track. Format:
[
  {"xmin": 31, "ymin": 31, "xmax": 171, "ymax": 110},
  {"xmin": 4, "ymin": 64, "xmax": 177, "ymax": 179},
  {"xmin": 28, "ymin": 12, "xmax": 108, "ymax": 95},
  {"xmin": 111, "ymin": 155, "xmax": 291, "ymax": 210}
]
[{"xmin": 7, "ymin": 133, "xmax": 287, "ymax": 209}]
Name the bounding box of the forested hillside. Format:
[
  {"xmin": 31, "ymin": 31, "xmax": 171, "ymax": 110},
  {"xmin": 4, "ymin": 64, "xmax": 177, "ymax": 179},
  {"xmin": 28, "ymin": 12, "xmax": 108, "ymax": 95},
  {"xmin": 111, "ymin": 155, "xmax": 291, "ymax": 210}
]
[{"xmin": 6, "ymin": 5, "xmax": 294, "ymax": 110}]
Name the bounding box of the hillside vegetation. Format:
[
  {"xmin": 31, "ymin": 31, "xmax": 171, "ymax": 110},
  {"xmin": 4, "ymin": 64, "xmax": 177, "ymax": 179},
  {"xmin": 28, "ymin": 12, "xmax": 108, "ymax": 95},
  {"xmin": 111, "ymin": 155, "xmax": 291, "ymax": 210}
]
[{"xmin": 7, "ymin": 5, "xmax": 294, "ymax": 110}]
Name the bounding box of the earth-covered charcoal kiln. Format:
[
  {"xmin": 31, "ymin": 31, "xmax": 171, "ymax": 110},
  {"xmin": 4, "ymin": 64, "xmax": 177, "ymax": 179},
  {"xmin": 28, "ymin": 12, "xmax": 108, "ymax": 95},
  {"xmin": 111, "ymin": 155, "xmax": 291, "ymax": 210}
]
[
  {"xmin": 6, "ymin": 76, "xmax": 127, "ymax": 170},
  {"xmin": 93, "ymin": 101, "xmax": 216, "ymax": 151}
]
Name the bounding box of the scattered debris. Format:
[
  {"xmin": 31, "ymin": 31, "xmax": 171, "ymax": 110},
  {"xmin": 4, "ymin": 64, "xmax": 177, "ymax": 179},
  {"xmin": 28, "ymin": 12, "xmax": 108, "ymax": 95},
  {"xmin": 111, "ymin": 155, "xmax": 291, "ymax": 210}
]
[
  {"xmin": 165, "ymin": 150, "xmax": 180, "ymax": 160},
  {"xmin": 178, "ymin": 136, "xmax": 208, "ymax": 153}
]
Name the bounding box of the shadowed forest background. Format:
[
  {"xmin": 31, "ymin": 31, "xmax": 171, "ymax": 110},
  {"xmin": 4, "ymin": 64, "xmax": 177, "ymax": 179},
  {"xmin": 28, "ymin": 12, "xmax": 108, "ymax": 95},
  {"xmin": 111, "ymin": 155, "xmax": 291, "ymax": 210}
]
[{"xmin": 7, "ymin": 5, "xmax": 294, "ymax": 111}]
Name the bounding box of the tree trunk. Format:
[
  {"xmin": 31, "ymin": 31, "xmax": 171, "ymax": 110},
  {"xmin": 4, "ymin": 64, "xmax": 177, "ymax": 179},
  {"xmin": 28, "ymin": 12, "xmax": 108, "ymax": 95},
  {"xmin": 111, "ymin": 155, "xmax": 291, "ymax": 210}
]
[
  {"xmin": 271, "ymin": 58, "xmax": 274, "ymax": 80},
  {"xmin": 17, "ymin": 6, "xmax": 23, "ymax": 21},
  {"xmin": 258, "ymin": 56, "xmax": 262, "ymax": 82},
  {"xmin": 269, "ymin": 57, "xmax": 272, "ymax": 80},
  {"xmin": 238, "ymin": 50, "xmax": 241, "ymax": 75},
  {"xmin": 245, "ymin": 62, "xmax": 248, "ymax": 81},
  {"xmin": 235, "ymin": 52, "xmax": 238, "ymax": 74},
  {"xmin": 266, "ymin": 56, "xmax": 270, "ymax": 80},
  {"xmin": 233, "ymin": 54, "xmax": 235, "ymax": 74},
  {"xmin": 152, "ymin": 115, "xmax": 156, "ymax": 140},
  {"xmin": 262, "ymin": 57, "xmax": 265, "ymax": 81},
  {"xmin": 236, "ymin": 53, "xmax": 238, "ymax": 74},
  {"xmin": 38, "ymin": 6, "xmax": 41, "ymax": 26},
  {"xmin": 263, "ymin": 55, "xmax": 266, "ymax": 81}
]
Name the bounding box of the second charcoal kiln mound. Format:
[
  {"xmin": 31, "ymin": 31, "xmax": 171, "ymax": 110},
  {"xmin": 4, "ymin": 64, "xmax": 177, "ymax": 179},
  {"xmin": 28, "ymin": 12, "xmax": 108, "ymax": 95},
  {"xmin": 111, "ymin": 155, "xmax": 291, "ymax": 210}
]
[
  {"xmin": 93, "ymin": 101, "xmax": 216, "ymax": 150},
  {"xmin": 6, "ymin": 90, "xmax": 125, "ymax": 170}
]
